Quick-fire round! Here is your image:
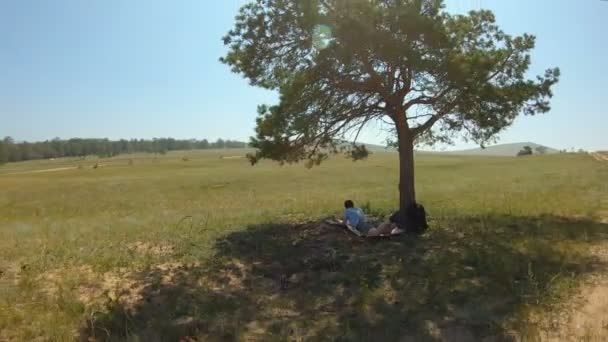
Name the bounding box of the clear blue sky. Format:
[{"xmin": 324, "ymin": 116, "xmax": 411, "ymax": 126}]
[{"xmin": 1, "ymin": 0, "xmax": 606, "ymax": 151}]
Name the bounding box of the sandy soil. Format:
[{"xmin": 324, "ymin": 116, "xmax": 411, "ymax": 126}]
[
  {"xmin": 591, "ymin": 153, "xmax": 608, "ymax": 162},
  {"xmin": 536, "ymin": 245, "xmax": 608, "ymax": 341}
]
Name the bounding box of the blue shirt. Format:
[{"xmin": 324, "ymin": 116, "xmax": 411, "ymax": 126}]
[{"xmin": 344, "ymin": 207, "xmax": 365, "ymax": 228}]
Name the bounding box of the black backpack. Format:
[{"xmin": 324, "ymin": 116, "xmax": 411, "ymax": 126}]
[{"xmin": 390, "ymin": 202, "xmax": 428, "ymax": 234}]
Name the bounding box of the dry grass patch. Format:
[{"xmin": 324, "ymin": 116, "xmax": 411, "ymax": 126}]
[
  {"xmin": 126, "ymin": 241, "xmax": 175, "ymax": 256},
  {"xmin": 1, "ymin": 152, "xmax": 606, "ymax": 340}
]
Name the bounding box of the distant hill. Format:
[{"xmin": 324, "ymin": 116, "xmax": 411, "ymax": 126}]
[
  {"xmin": 443, "ymin": 142, "xmax": 559, "ymax": 157},
  {"xmin": 363, "ymin": 143, "xmax": 396, "ymax": 152},
  {"xmin": 310, "ymin": 141, "xmax": 558, "ymax": 156},
  {"xmin": 334, "ymin": 141, "xmax": 396, "ymax": 153}
]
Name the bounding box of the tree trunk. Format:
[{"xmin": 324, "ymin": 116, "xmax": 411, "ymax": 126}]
[{"xmin": 396, "ymin": 118, "xmax": 416, "ymax": 213}]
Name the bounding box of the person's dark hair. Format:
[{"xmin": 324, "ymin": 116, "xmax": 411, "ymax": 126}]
[{"xmin": 344, "ymin": 200, "xmax": 354, "ymax": 209}]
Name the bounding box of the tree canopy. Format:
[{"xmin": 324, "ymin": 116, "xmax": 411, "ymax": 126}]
[
  {"xmin": 517, "ymin": 145, "xmax": 533, "ymax": 157},
  {"xmin": 0, "ymin": 140, "xmax": 7, "ymax": 165},
  {"xmin": 223, "ymin": 0, "xmax": 559, "ymax": 162},
  {"xmin": 222, "ymin": 0, "xmax": 559, "ymax": 210}
]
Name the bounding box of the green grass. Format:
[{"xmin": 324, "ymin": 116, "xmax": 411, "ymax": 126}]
[{"xmin": 0, "ymin": 150, "xmax": 607, "ymax": 341}]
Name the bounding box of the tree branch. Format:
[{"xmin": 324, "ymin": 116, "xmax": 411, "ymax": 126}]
[
  {"xmin": 410, "ymin": 98, "xmax": 461, "ymax": 137},
  {"xmin": 352, "ymin": 116, "xmax": 375, "ymax": 144},
  {"xmin": 406, "ymin": 113, "xmax": 434, "ymax": 121},
  {"xmin": 405, "ymin": 49, "xmax": 516, "ymax": 138},
  {"xmin": 362, "ymin": 53, "xmax": 393, "ymax": 101},
  {"xmin": 402, "ymin": 86, "xmax": 453, "ymax": 110},
  {"xmin": 484, "ymin": 51, "xmax": 515, "ymax": 83}
]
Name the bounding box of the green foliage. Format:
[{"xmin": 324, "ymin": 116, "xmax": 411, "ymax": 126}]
[
  {"xmin": 0, "ymin": 137, "xmax": 246, "ymax": 164},
  {"xmin": 517, "ymin": 145, "xmax": 533, "ymax": 157},
  {"xmin": 0, "ymin": 140, "xmax": 7, "ymax": 165},
  {"xmin": 223, "ymin": 0, "xmax": 560, "ymax": 166}
]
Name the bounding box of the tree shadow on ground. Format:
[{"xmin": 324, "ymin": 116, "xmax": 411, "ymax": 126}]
[{"xmin": 81, "ymin": 215, "xmax": 608, "ymax": 341}]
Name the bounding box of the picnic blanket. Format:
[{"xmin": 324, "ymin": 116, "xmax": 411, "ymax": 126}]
[{"xmin": 324, "ymin": 219, "xmax": 405, "ymax": 238}]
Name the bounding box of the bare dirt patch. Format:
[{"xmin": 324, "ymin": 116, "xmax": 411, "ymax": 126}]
[
  {"xmin": 126, "ymin": 241, "xmax": 175, "ymax": 256},
  {"xmin": 0, "ymin": 262, "xmax": 22, "ymax": 289},
  {"xmin": 38, "ymin": 263, "xmax": 195, "ymax": 312},
  {"xmin": 533, "ymin": 246, "xmax": 608, "ymax": 341},
  {"xmin": 39, "ymin": 266, "xmax": 138, "ymax": 308},
  {"xmin": 591, "ymin": 153, "xmax": 608, "ymax": 162}
]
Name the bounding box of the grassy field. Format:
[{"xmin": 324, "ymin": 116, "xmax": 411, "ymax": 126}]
[{"xmin": 1, "ymin": 150, "xmax": 607, "ymax": 341}]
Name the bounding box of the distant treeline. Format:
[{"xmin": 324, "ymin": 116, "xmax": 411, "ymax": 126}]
[{"xmin": 0, "ymin": 137, "xmax": 247, "ymax": 164}]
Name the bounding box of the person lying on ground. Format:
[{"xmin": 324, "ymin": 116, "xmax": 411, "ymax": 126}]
[{"xmin": 342, "ymin": 200, "xmax": 404, "ymax": 237}]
